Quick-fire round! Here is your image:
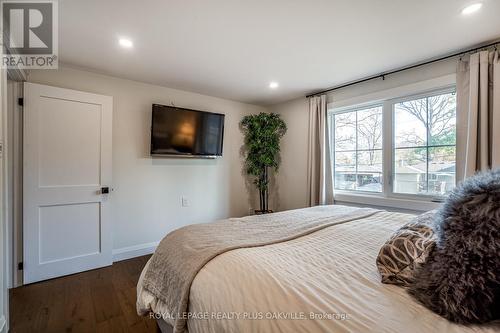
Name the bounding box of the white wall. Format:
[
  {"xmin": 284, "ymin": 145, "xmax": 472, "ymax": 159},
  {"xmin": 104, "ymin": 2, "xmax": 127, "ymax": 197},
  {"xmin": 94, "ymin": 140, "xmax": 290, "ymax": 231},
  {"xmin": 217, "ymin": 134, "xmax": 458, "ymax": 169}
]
[
  {"xmin": 0, "ymin": 67, "xmax": 9, "ymax": 332},
  {"xmin": 27, "ymin": 65, "xmax": 265, "ymax": 259},
  {"xmin": 270, "ymin": 59, "xmax": 457, "ymax": 211}
]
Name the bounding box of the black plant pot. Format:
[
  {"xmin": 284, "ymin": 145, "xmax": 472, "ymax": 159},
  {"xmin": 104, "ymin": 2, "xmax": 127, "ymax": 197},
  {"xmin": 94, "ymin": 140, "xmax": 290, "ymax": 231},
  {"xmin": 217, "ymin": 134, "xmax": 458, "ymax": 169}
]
[{"xmin": 254, "ymin": 209, "xmax": 274, "ymax": 215}]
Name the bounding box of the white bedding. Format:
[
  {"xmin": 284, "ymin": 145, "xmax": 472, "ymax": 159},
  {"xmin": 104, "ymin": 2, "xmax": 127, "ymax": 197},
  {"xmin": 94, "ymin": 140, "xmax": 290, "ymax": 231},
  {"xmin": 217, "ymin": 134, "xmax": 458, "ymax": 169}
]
[{"xmin": 137, "ymin": 210, "xmax": 499, "ymax": 333}]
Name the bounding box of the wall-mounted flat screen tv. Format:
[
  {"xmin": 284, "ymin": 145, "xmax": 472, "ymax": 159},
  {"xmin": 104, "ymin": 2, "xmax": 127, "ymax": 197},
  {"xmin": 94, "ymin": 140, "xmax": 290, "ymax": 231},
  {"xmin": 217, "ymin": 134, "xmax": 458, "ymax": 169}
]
[{"xmin": 150, "ymin": 104, "xmax": 225, "ymax": 158}]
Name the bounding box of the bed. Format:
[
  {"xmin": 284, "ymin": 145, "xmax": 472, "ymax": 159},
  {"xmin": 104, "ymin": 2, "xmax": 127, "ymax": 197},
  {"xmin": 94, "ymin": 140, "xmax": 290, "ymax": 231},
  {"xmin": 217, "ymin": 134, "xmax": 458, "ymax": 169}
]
[{"xmin": 136, "ymin": 205, "xmax": 499, "ymax": 333}]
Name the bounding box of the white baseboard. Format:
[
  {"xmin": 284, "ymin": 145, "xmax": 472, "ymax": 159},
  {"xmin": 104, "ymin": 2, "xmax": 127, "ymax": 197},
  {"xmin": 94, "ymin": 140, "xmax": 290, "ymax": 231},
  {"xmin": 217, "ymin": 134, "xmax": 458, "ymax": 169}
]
[
  {"xmin": 0, "ymin": 315, "xmax": 6, "ymax": 333},
  {"xmin": 112, "ymin": 241, "xmax": 159, "ymax": 262}
]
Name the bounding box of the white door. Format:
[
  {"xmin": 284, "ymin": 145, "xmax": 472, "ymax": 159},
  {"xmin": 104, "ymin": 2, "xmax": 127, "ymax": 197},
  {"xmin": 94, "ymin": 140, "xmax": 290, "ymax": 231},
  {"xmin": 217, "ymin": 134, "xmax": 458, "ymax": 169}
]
[{"xmin": 23, "ymin": 82, "xmax": 113, "ymax": 284}]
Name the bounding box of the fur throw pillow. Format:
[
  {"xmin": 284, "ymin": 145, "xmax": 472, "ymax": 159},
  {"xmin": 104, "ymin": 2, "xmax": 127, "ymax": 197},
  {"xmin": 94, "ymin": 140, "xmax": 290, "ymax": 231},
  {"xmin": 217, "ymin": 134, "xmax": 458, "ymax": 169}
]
[{"xmin": 408, "ymin": 170, "xmax": 500, "ymax": 324}]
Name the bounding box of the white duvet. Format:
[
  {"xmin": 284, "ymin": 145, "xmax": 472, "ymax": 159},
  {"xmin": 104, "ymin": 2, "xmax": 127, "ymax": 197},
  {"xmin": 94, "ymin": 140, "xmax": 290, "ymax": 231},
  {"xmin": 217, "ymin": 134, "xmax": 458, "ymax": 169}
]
[{"xmin": 137, "ymin": 209, "xmax": 499, "ymax": 333}]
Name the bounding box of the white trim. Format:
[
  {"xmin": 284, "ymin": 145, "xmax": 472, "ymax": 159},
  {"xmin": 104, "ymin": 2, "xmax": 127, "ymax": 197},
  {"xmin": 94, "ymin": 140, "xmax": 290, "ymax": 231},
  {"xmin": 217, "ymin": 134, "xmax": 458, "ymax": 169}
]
[
  {"xmin": 327, "ymin": 74, "xmax": 456, "ymax": 111},
  {"xmin": 1, "ymin": 61, "xmax": 9, "ymax": 333},
  {"xmin": 7, "ymin": 80, "xmax": 23, "ymax": 288},
  {"xmin": 112, "ymin": 241, "xmax": 159, "ymax": 262},
  {"xmin": 382, "ymin": 100, "xmax": 393, "ymax": 198},
  {"xmin": 0, "ymin": 315, "xmax": 5, "ymax": 333},
  {"xmin": 334, "ymin": 192, "xmax": 441, "ymax": 212},
  {"xmin": 328, "ymin": 102, "xmax": 383, "ymax": 115}
]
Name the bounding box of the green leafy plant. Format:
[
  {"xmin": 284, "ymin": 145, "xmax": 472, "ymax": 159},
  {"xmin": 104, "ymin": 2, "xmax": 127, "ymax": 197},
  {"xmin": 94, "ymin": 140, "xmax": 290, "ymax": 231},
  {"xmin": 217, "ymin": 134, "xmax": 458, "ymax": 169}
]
[{"xmin": 240, "ymin": 112, "xmax": 287, "ymax": 213}]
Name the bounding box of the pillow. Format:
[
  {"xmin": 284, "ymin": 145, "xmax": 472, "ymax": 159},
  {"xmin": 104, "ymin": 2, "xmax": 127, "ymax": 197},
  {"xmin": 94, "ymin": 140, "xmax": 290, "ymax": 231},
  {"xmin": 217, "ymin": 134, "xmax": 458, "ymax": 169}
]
[
  {"xmin": 409, "ymin": 170, "xmax": 500, "ymax": 324},
  {"xmin": 376, "ymin": 210, "xmax": 437, "ymax": 286}
]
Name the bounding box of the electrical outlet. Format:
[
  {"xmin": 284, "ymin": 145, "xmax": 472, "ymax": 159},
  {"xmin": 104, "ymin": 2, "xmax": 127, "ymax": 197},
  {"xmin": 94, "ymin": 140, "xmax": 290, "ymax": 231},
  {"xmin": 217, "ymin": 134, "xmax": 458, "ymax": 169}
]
[{"xmin": 181, "ymin": 196, "xmax": 189, "ymax": 207}]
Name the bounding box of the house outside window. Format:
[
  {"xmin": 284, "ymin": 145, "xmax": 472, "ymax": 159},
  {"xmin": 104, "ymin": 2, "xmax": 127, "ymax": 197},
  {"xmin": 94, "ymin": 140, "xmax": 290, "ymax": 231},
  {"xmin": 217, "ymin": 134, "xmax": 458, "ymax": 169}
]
[
  {"xmin": 332, "ymin": 105, "xmax": 383, "ymax": 193},
  {"xmin": 393, "ymin": 91, "xmax": 456, "ymax": 196},
  {"xmin": 329, "ymin": 85, "xmax": 456, "ymax": 203}
]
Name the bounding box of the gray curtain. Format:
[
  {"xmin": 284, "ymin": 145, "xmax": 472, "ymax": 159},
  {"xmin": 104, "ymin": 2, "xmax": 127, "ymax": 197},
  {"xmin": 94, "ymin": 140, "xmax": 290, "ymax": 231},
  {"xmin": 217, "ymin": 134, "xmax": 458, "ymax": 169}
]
[
  {"xmin": 307, "ymin": 95, "xmax": 334, "ymax": 206},
  {"xmin": 456, "ymin": 50, "xmax": 500, "ymax": 181}
]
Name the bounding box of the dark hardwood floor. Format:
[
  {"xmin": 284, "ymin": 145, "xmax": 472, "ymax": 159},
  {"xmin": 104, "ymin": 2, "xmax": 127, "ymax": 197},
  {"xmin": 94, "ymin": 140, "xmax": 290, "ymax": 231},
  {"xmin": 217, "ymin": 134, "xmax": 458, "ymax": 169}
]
[{"xmin": 10, "ymin": 255, "xmax": 158, "ymax": 333}]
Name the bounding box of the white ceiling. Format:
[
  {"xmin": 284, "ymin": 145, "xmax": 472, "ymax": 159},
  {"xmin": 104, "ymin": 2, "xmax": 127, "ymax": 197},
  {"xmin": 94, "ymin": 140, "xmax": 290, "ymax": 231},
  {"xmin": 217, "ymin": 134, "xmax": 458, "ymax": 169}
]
[{"xmin": 59, "ymin": 0, "xmax": 500, "ymax": 106}]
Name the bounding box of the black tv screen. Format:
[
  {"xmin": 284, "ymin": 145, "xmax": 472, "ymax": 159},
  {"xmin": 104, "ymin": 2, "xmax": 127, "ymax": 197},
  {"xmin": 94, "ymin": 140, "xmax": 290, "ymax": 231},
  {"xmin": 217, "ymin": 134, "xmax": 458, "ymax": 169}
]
[{"xmin": 150, "ymin": 104, "xmax": 224, "ymax": 157}]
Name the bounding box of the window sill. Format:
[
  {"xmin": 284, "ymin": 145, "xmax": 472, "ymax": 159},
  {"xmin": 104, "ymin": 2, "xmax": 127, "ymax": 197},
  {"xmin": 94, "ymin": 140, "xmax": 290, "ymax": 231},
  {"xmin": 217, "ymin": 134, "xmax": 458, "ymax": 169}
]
[{"xmin": 334, "ymin": 191, "xmax": 442, "ymax": 213}]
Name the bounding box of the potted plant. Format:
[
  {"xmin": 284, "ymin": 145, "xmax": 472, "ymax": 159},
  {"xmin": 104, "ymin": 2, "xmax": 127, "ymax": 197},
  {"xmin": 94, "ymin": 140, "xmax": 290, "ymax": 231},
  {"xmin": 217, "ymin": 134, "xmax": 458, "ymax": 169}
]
[{"xmin": 240, "ymin": 112, "xmax": 287, "ymax": 214}]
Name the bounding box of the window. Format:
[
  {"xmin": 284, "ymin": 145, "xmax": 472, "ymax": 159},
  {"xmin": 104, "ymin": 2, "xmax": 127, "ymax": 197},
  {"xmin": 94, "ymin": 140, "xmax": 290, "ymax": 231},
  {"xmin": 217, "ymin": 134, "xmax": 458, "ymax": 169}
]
[
  {"xmin": 332, "ymin": 106, "xmax": 383, "ymax": 193},
  {"xmin": 329, "ymin": 87, "xmax": 456, "ymax": 199},
  {"xmin": 393, "ymin": 92, "xmax": 456, "ymax": 196}
]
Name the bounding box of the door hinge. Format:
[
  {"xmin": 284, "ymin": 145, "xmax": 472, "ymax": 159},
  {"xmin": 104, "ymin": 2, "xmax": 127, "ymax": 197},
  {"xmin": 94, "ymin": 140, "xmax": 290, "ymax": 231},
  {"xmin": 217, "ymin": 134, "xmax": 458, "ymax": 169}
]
[
  {"xmin": 18, "ymin": 262, "xmax": 23, "ymax": 270},
  {"xmin": 18, "ymin": 97, "xmax": 24, "ymax": 106}
]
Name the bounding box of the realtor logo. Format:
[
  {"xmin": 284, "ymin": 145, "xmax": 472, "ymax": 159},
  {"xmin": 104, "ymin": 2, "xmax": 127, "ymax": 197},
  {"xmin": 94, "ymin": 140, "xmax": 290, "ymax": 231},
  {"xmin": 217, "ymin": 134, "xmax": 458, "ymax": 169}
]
[{"xmin": 1, "ymin": 0, "xmax": 58, "ymax": 69}]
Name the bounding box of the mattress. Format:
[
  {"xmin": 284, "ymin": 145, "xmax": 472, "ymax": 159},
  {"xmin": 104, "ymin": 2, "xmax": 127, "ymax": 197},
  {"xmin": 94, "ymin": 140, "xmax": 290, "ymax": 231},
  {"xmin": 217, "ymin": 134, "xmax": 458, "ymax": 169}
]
[{"xmin": 137, "ymin": 210, "xmax": 499, "ymax": 333}]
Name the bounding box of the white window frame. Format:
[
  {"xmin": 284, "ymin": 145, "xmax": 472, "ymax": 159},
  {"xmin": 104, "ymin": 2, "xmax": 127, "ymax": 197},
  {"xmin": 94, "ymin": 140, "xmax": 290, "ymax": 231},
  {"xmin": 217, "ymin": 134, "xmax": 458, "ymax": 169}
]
[
  {"xmin": 389, "ymin": 86, "xmax": 457, "ymax": 199},
  {"xmin": 328, "ymin": 74, "xmax": 456, "ymax": 211},
  {"xmin": 330, "ymin": 104, "xmax": 384, "ymax": 194}
]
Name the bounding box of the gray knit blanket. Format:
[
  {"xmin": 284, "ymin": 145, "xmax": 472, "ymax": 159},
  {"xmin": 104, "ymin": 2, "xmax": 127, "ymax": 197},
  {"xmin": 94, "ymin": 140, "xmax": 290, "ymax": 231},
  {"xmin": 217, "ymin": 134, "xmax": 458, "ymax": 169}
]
[{"xmin": 141, "ymin": 205, "xmax": 379, "ymax": 333}]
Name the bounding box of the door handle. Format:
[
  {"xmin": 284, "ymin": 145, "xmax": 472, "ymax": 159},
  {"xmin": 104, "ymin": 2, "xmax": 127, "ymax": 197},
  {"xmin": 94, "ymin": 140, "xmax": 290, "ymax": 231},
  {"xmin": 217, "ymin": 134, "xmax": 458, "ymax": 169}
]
[{"xmin": 101, "ymin": 187, "xmax": 110, "ymax": 194}]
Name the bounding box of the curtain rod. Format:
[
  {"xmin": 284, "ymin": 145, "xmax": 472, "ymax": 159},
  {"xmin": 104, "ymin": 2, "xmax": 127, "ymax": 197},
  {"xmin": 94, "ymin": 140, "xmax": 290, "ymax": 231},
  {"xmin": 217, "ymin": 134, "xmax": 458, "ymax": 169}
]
[{"xmin": 306, "ymin": 40, "xmax": 499, "ymax": 98}]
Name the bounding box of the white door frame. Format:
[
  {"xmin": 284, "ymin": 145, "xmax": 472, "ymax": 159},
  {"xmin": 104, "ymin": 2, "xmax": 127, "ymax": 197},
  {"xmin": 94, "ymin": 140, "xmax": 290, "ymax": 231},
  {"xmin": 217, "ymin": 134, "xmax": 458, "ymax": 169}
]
[
  {"xmin": 0, "ymin": 65, "xmax": 9, "ymax": 333},
  {"xmin": 6, "ymin": 80, "xmax": 22, "ymax": 288}
]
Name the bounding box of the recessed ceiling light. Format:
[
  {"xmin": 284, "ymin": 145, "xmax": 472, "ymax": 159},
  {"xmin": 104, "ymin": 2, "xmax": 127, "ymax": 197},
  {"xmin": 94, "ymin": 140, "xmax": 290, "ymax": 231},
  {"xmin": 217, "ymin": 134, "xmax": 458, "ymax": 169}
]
[
  {"xmin": 461, "ymin": 3, "xmax": 482, "ymax": 15},
  {"xmin": 119, "ymin": 38, "xmax": 133, "ymax": 48},
  {"xmin": 269, "ymin": 81, "xmax": 279, "ymax": 89}
]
